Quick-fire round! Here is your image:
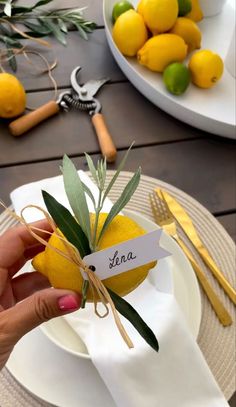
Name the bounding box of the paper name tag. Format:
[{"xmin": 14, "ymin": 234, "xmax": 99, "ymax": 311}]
[{"xmin": 82, "ymin": 229, "xmax": 171, "ymax": 281}]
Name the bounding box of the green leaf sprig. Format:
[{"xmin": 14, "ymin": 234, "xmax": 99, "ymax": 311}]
[
  {"xmin": 0, "ymin": 0, "xmax": 96, "ymax": 70},
  {"xmin": 41, "ymin": 148, "xmax": 159, "ymax": 351}
]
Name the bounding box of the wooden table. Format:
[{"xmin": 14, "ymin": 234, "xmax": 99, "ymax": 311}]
[{"xmin": 0, "ymin": 1, "xmax": 235, "ymax": 405}]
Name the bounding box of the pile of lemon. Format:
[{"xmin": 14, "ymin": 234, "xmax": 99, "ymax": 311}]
[{"xmin": 112, "ymin": 0, "xmax": 224, "ymax": 95}]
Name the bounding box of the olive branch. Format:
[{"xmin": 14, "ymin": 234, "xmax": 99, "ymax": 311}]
[{"xmin": 0, "ymin": 0, "xmax": 96, "ymax": 70}]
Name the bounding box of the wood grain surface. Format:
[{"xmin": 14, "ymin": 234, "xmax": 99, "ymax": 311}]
[{"xmin": 0, "ymin": 0, "xmax": 235, "ymax": 405}]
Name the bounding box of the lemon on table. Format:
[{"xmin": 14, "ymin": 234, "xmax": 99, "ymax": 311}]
[
  {"xmin": 112, "ymin": 0, "xmax": 134, "ymax": 22},
  {"xmin": 170, "ymin": 17, "xmax": 201, "ymax": 53},
  {"xmin": 32, "ymin": 214, "xmax": 156, "ymax": 300},
  {"xmin": 186, "ymin": 0, "xmax": 203, "ymax": 21},
  {"xmin": 189, "ymin": 50, "xmax": 224, "ymax": 88},
  {"xmin": 142, "ymin": 0, "xmax": 178, "ymax": 34},
  {"xmin": 178, "ymin": 0, "xmax": 192, "ymax": 16},
  {"xmin": 112, "ymin": 9, "xmax": 148, "ymax": 56},
  {"xmin": 0, "ymin": 73, "xmax": 26, "ymax": 118},
  {"xmin": 163, "ymin": 62, "xmax": 191, "ymax": 95},
  {"xmin": 137, "ymin": 34, "xmax": 188, "ymax": 72}
]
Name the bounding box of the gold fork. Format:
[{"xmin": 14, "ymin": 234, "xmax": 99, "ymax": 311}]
[{"xmin": 149, "ymin": 190, "xmax": 232, "ymax": 327}]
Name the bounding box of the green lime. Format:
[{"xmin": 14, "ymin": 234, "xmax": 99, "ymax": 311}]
[
  {"xmin": 163, "ymin": 63, "xmax": 191, "ymax": 96},
  {"xmin": 178, "ymin": 0, "xmax": 192, "ymax": 16},
  {"xmin": 112, "ymin": 1, "xmax": 134, "ymax": 22}
]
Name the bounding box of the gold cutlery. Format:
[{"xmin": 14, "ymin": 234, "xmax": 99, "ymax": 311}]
[
  {"xmin": 149, "ymin": 190, "xmax": 232, "ymax": 327},
  {"xmin": 159, "ymin": 189, "xmax": 236, "ymax": 306}
]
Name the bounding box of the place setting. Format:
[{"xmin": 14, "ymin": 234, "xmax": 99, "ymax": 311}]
[
  {"xmin": 0, "ymin": 0, "xmax": 235, "ymax": 405},
  {"xmin": 0, "ymin": 148, "xmax": 235, "ymax": 406}
]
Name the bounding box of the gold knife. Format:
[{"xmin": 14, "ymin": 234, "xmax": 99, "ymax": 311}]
[{"xmin": 159, "ymin": 189, "xmax": 236, "ymax": 306}]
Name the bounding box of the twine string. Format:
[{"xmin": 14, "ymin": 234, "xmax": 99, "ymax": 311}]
[{"xmin": 0, "ymin": 202, "xmax": 134, "ymax": 349}]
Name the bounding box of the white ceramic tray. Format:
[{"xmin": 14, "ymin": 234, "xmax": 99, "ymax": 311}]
[{"xmin": 103, "ymin": 0, "xmax": 236, "ymax": 139}]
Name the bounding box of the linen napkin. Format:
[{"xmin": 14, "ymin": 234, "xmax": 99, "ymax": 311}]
[{"xmin": 10, "ymin": 172, "xmax": 229, "ymax": 407}]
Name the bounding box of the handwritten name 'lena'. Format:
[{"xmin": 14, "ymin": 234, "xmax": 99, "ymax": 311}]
[{"xmin": 109, "ymin": 250, "xmax": 137, "ymax": 269}]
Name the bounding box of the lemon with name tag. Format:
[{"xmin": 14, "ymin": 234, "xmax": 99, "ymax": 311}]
[{"xmin": 32, "ymin": 213, "xmax": 156, "ymax": 300}]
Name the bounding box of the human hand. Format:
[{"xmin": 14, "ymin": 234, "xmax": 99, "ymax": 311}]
[{"xmin": 0, "ymin": 219, "xmax": 81, "ymax": 370}]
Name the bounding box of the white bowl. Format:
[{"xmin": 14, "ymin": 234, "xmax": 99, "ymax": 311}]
[
  {"xmin": 103, "ymin": 0, "xmax": 236, "ymax": 139},
  {"xmin": 40, "ymin": 209, "xmax": 201, "ymax": 359},
  {"xmin": 199, "ymin": 0, "xmax": 227, "ymax": 17}
]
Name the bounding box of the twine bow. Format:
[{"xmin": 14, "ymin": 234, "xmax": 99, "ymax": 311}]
[{"xmin": 0, "ymin": 202, "xmax": 134, "ymax": 349}]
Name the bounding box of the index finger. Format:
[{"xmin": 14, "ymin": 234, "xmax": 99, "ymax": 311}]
[{"xmin": 0, "ymin": 219, "xmax": 53, "ymax": 270}]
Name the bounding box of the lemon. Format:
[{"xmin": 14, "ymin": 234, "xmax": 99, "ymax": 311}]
[
  {"xmin": 186, "ymin": 0, "xmax": 203, "ymax": 21},
  {"xmin": 137, "ymin": 34, "xmax": 188, "ymax": 72},
  {"xmin": 0, "ymin": 73, "xmax": 26, "ymax": 118},
  {"xmin": 137, "ymin": 0, "xmax": 146, "ymax": 16},
  {"xmin": 112, "ymin": 9, "xmax": 148, "ymax": 57},
  {"xmin": 163, "ymin": 62, "xmax": 191, "ymax": 95},
  {"xmin": 142, "ymin": 0, "xmax": 178, "ymax": 34},
  {"xmin": 178, "ymin": 0, "xmax": 192, "ymax": 16},
  {"xmin": 112, "ymin": 1, "xmax": 134, "ymax": 22},
  {"xmin": 189, "ymin": 50, "xmax": 224, "ymax": 88},
  {"xmin": 170, "ymin": 17, "xmax": 201, "ymax": 53},
  {"xmin": 32, "ymin": 214, "xmax": 156, "ymax": 300}
]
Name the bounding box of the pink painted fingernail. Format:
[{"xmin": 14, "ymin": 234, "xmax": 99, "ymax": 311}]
[{"xmin": 58, "ymin": 295, "xmax": 80, "ymax": 311}]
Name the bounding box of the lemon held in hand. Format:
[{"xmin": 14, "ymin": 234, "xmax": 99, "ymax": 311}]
[
  {"xmin": 112, "ymin": 9, "xmax": 148, "ymax": 57},
  {"xmin": 0, "ymin": 73, "xmax": 26, "ymax": 118},
  {"xmin": 189, "ymin": 50, "xmax": 224, "ymax": 88},
  {"xmin": 138, "ymin": 34, "xmax": 188, "ymax": 72},
  {"xmin": 32, "ymin": 213, "xmax": 156, "ymax": 300},
  {"xmin": 112, "ymin": 1, "xmax": 134, "ymax": 22},
  {"xmin": 164, "ymin": 63, "xmax": 191, "ymax": 95}
]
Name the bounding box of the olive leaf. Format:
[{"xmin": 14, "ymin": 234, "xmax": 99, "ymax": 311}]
[
  {"xmin": 85, "ymin": 152, "xmax": 98, "ymax": 184},
  {"xmin": 108, "ymin": 288, "xmax": 159, "ymax": 352},
  {"xmin": 62, "ymin": 155, "xmax": 91, "ymax": 243},
  {"xmin": 42, "ymin": 190, "xmax": 90, "ymax": 258},
  {"xmin": 102, "ymin": 142, "xmax": 134, "ymax": 204},
  {"xmin": 97, "ymin": 168, "xmax": 141, "ymax": 245}
]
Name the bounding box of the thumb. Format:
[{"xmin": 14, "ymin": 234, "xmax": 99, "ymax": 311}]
[{"xmin": 1, "ymin": 288, "xmax": 81, "ymax": 344}]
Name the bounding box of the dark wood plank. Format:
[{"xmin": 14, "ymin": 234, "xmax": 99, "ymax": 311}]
[
  {"xmin": 0, "ymin": 82, "xmax": 203, "ymax": 166},
  {"xmin": 229, "ymin": 392, "xmax": 236, "ymax": 407},
  {"xmin": 217, "ymin": 213, "xmax": 236, "ymax": 242},
  {"xmin": 0, "ymin": 141, "xmax": 235, "ymax": 214},
  {"xmin": 15, "ymin": 0, "xmax": 104, "ymax": 26},
  {"xmin": 2, "ymin": 30, "xmax": 125, "ymax": 91}
]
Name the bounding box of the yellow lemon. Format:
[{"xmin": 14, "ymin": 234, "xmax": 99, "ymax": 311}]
[
  {"xmin": 170, "ymin": 17, "xmax": 201, "ymax": 53},
  {"xmin": 112, "ymin": 9, "xmax": 148, "ymax": 56},
  {"xmin": 142, "ymin": 0, "xmax": 178, "ymax": 34},
  {"xmin": 137, "ymin": 34, "xmax": 188, "ymax": 72},
  {"xmin": 137, "ymin": 0, "xmax": 146, "ymax": 16},
  {"xmin": 32, "ymin": 214, "xmax": 156, "ymax": 300},
  {"xmin": 0, "ymin": 73, "xmax": 26, "ymax": 118},
  {"xmin": 186, "ymin": 0, "xmax": 203, "ymax": 22},
  {"xmin": 189, "ymin": 49, "xmax": 224, "ymax": 88}
]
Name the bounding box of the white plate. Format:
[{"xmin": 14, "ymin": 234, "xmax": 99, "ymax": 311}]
[
  {"xmin": 103, "ymin": 0, "xmax": 236, "ymax": 139},
  {"xmin": 40, "ymin": 209, "xmax": 201, "ymax": 358},
  {"xmin": 6, "ymin": 209, "xmax": 201, "ymax": 406}
]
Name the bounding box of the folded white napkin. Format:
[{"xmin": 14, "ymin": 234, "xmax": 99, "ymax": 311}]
[{"xmin": 10, "ymin": 171, "xmax": 229, "ymax": 407}]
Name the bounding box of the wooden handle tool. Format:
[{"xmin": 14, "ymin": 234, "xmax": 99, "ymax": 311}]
[
  {"xmin": 9, "ymin": 101, "xmax": 60, "ymax": 137},
  {"xmin": 91, "ymin": 113, "xmax": 117, "ymax": 163}
]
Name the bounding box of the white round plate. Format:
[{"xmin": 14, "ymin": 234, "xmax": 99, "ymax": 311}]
[
  {"xmin": 103, "ymin": 0, "xmax": 236, "ymax": 139},
  {"xmin": 6, "ymin": 210, "xmax": 201, "ymax": 406}
]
